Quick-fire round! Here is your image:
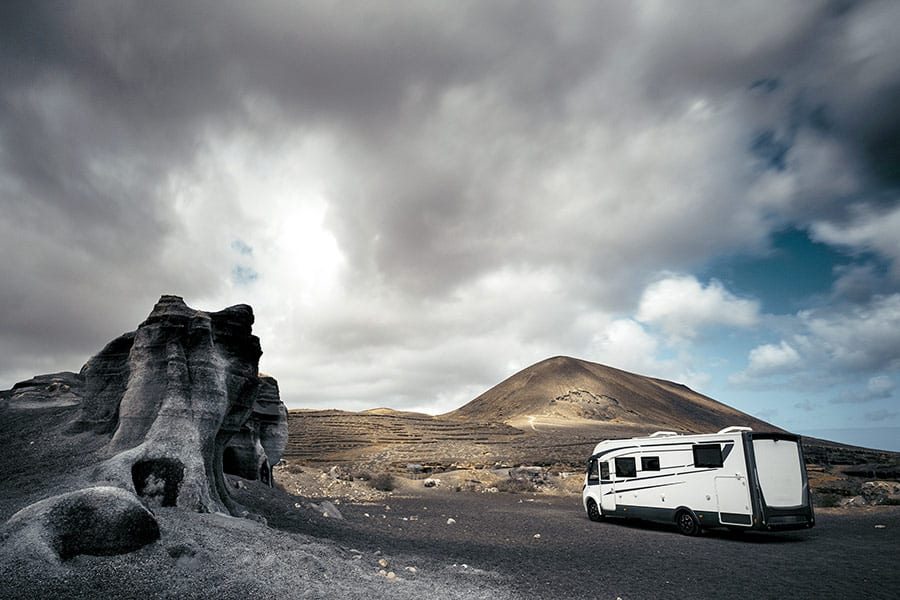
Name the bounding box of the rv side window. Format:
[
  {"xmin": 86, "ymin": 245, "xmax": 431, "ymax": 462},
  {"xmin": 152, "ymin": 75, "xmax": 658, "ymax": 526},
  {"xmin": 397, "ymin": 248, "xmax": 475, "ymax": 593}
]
[
  {"xmin": 614, "ymin": 457, "xmax": 636, "ymax": 478},
  {"xmin": 600, "ymin": 462, "xmax": 610, "ymax": 479},
  {"xmin": 587, "ymin": 460, "xmax": 600, "ymax": 485},
  {"xmin": 641, "ymin": 456, "xmax": 660, "ymax": 471},
  {"xmin": 693, "ymin": 444, "xmax": 724, "ymax": 468}
]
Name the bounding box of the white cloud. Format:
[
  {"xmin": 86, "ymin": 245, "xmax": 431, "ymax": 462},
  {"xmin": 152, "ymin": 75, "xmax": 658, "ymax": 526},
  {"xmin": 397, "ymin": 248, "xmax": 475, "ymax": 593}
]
[
  {"xmin": 636, "ymin": 275, "xmax": 760, "ymax": 340},
  {"xmin": 812, "ymin": 204, "xmax": 900, "ymax": 280},
  {"xmin": 739, "ymin": 341, "xmax": 803, "ymax": 380},
  {"xmin": 866, "ymin": 375, "xmax": 895, "ymax": 399},
  {"xmin": 733, "ymin": 295, "xmax": 900, "ymax": 388},
  {"xmin": 801, "ymin": 294, "xmax": 900, "ymax": 373},
  {"xmin": 831, "ymin": 374, "xmax": 899, "ymax": 405},
  {"xmin": 589, "ymin": 319, "xmax": 663, "ymax": 377},
  {"xmin": 586, "ymin": 318, "xmax": 710, "ymax": 389}
]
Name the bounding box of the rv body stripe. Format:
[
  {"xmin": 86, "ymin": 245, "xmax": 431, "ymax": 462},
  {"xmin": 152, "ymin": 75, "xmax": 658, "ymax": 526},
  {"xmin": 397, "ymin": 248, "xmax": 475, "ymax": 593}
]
[
  {"xmin": 598, "ymin": 467, "xmax": 719, "ymax": 494},
  {"xmin": 605, "ymin": 480, "xmax": 686, "ymax": 494}
]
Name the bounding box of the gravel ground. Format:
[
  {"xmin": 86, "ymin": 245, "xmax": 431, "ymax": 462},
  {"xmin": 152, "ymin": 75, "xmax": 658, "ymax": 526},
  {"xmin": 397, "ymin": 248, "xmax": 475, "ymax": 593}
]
[
  {"xmin": 247, "ymin": 480, "xmax": 900, "ymax": 600},
  {"xmin": 0, "ymin": 495, "xmax": 518, "ymax": 600},
  {"xmin": 2, "ymin": 405, "xmax": 898, "ymax": 600},
  {"xmin": 3, "ymin": 462, "xmax": 899, "ymax": 600},
  {"xmin": 0, "ymin": 406, "xmax": 518, "ymax": 600}
]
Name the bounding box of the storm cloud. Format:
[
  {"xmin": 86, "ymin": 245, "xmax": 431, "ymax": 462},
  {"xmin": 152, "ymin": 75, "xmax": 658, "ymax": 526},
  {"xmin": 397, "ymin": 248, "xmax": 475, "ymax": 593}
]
[{"xmin": 2, "ymin": 1, "xmax": 898, "ymax": 428}]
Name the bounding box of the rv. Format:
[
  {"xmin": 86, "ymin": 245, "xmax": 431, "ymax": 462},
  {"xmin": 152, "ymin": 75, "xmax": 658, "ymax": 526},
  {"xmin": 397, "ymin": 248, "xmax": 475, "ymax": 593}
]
[{"xmin": 582, "ymin": 427, "xmax": 815, "ymax": 535}]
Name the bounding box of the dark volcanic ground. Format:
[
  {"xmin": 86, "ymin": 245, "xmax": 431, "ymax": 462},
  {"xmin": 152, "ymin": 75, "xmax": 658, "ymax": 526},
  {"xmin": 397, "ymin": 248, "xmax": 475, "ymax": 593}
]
[
  {"xmin": 241, "ymin": 480, "xmax": 900, "ymax": 600},
  {"xmin": 3, "ymin": 403, "xmax": 899, "ymax": 600}
]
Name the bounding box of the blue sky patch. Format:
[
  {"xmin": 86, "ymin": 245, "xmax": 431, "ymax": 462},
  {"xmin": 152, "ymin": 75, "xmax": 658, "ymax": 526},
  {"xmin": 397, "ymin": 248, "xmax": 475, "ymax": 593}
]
[
  {"xmin": 703, "ymin": 228, "xmax": 849, "ymax": 314},
  {"xmin": 231, "ymin": 265, "xmax": 258, "ymax": 286}
]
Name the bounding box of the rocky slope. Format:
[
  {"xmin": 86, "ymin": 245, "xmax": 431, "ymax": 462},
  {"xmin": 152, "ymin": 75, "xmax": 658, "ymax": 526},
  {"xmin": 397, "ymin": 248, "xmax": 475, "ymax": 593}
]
[
  {"xmin": 445, "ymin": 355, "xmax": 778, "ymax": 432},
  {"xmin": 283, "ymin": 356, "xmax": 899, "ymax": 498},
  {"xmin": 285, "ymin": 356, "xmax": 783, "ymax": 471}
]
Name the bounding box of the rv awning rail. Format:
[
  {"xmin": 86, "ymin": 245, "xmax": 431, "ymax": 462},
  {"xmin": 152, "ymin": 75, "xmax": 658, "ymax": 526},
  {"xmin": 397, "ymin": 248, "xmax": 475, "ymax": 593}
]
[
  {"xmin": 717, "ymin": 426, "xmax": 753, "ymax": 434},
  {"xmin": 648, "ymin": 431, "xmax": 679, "ymax": 438}
]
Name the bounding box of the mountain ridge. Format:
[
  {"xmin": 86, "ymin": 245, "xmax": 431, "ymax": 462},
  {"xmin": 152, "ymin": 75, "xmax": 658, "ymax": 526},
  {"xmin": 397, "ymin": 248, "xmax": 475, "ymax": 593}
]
[
  {"xmin": 283, "ymin": 355, "xmax": 793, "ymax": 470},
  {"xmin": 443, "ymin": 355, "xmax": 778, "ymax": 433}
]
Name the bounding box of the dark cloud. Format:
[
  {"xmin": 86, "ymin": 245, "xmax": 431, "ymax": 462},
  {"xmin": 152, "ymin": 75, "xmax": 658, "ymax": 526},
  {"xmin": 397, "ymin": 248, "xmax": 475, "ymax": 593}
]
[{"xmin": 1, "ymin": 1, "xmax": 899, "ymax": 423}]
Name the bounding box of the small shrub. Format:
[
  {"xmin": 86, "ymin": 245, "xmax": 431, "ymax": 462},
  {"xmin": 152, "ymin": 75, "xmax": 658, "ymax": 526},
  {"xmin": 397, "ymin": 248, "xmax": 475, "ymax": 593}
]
[
  {"xmin": 369, "ymin": 473, "xmax": 396, "ymax": 492},
  {"xmin": 495, "ymin": 478, "xmax": 537, "ymax": 494},
  {"xmin": 328, "ymin": 465, "xmax": 353, "ymax": 481},
  {"xmin": 813, "ymin": 493, "xmax": 841, "ymax": 508}
]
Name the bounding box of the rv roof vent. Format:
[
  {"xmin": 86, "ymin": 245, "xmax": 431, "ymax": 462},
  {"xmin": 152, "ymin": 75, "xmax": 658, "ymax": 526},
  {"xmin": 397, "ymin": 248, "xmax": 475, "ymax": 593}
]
[
  {"xmin": 717, "ymin": 426, "xmax": 753, "ymax": 434},
  {"xmin": 649, "ymin": 431, "xmax": 680, "ymax": 438}
]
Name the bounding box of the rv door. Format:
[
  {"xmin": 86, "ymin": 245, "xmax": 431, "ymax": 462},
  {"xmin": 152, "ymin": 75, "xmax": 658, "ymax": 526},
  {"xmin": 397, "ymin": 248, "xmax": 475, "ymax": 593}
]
[
  {"xmin": 715, "ymin": 474, "xmax": 752, "ymax": 526},
  {"xmin": 599, "ymin": 460, "xmax": 615, "ymax": 513}
]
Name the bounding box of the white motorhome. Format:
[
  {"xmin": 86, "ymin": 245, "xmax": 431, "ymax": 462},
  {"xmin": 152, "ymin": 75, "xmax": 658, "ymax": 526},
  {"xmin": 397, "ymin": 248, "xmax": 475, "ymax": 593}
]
[{"xmin": 582, "ymin": 427, "xmax": 815, "ymax": 535}]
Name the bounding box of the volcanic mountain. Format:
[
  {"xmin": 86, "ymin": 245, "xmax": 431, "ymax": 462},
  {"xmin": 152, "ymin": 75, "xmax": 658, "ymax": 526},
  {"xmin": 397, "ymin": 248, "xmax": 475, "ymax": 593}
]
[
  {"xmin": 285, "ymin": 356, "xmax": 783, "ymax": 469},
  {"xmin": 444, "ymin": 355, "xmax": 778, "ymax": 433}
]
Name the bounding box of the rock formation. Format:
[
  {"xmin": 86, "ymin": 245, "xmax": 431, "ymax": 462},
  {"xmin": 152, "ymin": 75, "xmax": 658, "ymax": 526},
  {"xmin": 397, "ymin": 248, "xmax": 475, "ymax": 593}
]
[
  {"xmin": 222, "ymin": 375, "xmax": 288, "ymax": 485},
  {"xmin": 0, "ymin": 295, "xmax": 288, "ymax": 560}
]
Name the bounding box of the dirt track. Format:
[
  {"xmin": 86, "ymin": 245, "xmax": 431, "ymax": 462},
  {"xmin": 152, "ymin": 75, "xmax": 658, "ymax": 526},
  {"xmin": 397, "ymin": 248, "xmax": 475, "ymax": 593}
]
[{"xmin": 255, "ymin": 485, "xmax": 900, "ymax": 600}]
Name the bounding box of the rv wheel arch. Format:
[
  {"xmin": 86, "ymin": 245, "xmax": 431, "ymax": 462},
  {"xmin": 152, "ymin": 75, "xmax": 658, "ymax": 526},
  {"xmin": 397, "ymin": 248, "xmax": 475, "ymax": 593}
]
[
  {"xmin": 586, "ymin": 498, "xmax": 603, "ymax": 522},
  {"xmin": 675, "ymin": 508, "xmax": 701, "ymax": 536}
]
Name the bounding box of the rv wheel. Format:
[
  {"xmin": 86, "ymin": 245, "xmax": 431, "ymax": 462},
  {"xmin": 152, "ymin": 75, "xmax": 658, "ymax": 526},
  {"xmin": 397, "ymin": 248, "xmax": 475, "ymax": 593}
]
[
  {"xmin": 675, "ymin": 509, "xmax": 701, "ymax": 536},
  {"xmin": 586, "ymin": 499, "xmax": 603, "ymax": 522}
]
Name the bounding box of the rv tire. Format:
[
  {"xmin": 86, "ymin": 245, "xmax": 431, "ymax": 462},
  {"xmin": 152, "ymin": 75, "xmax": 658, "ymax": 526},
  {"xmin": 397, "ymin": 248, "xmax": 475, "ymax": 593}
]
[
  {"xmin": 586, "ymin": 499, "xmax": 603, "ymax": 522},
  {"xmin": 675, "ymin": 509, "xmax": 701, "ymax": 536}
]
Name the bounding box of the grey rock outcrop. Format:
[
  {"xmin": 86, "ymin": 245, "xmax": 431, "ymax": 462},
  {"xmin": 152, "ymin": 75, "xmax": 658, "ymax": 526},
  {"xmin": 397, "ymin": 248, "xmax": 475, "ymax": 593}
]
[
  {"xmin": 2, "ymin": 372, "xmax": 83, "ymax": 410},
  {"xmin": 861, "ymin": 481, "xmax": 900, "ymax": 505},
  {"xmin": 79, "ymin": 296, "xmax": 271, "ymax": 514},
  {"xmin": 222, "ymin": 375, "xmax": 288, "ymax": 485},
  {"xmin": 3, "ymin": 295, "xmax": 288, "ymax": 521},
  {"xmin": 1, "ymin": 487, "xmax": 160, "ymax": 562},
  {"xmin": 509, "ymin": 466, "xmax": 548, "ymax": 485}
]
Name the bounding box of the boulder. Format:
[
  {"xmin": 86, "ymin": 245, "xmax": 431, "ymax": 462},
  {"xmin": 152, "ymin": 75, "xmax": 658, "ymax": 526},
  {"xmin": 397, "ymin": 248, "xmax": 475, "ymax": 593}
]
[
  {"xmin": 1, "ymin": 486, "xmax": 160, "ymax": 562},
  {"xmin": 309, "ymin": 500, "xmax": 343, "ymax": 519},
  {"xmin": 861, "ymin": 481, "xmax": 900, "ymax": 505},
  {"xmin": 509, "ymin": 466, "xmax": 547, "ymax": 484}
]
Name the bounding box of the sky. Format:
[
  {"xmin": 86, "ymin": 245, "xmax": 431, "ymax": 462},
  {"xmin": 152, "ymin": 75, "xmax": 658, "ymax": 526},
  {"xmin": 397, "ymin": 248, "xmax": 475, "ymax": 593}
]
[{"xmin": 2, "ymin": 1, "xmax": 899, "ymax": 451}]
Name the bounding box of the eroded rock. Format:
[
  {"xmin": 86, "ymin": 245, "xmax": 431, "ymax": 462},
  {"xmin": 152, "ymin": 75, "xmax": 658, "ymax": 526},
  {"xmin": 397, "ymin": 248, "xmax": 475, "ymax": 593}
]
[
  {"xmin": 3, "ymin": 295, "xmax": 288, "ymax": 519},
  {"xmin": 223, "ymin": 376, "xmax": 288, "ymax": 485},
  {"xmin": 1, "ymin": 487, "xmax": 160, "ymax": 562},
  {"xmin": 67, "ymin": 295, "xmax": 287, "ymax": 514}
]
